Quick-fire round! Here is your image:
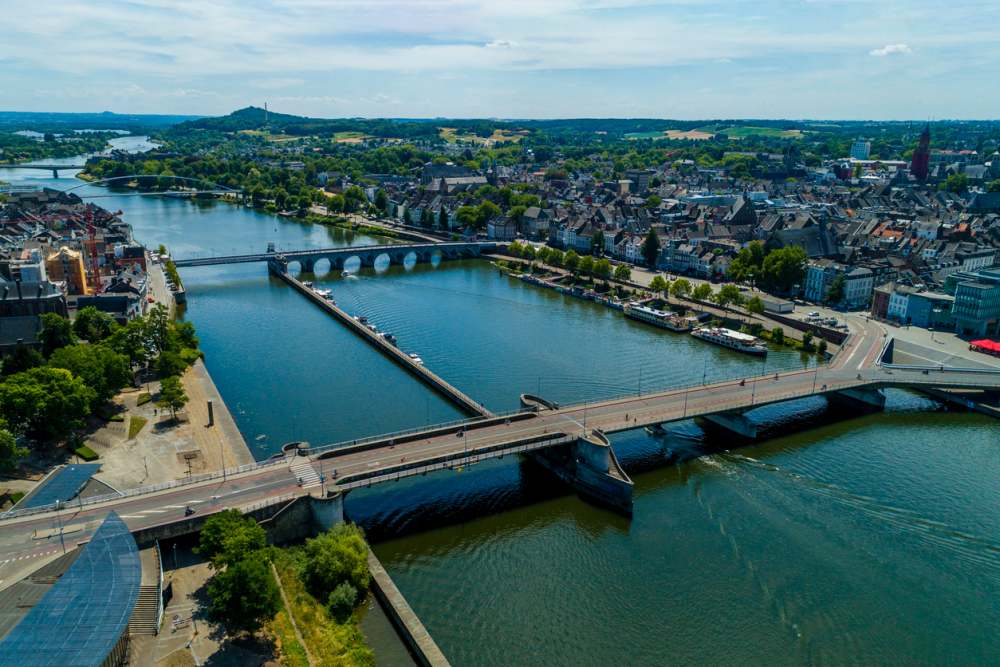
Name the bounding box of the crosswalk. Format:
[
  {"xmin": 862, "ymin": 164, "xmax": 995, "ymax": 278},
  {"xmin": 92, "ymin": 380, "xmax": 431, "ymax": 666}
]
[{"xmin": 290, "ymin": 458, "xmax": 322, "ymax": 489}]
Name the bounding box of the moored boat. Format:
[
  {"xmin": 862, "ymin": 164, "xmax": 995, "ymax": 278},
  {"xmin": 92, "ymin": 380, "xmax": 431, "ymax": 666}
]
[
  {"xmin": 690, "ymin": 326, "xmax": 767, "ymax": 356},
  {"xmin": 624, "ymin": 303, "xmax": 693, "ymax": 332}
]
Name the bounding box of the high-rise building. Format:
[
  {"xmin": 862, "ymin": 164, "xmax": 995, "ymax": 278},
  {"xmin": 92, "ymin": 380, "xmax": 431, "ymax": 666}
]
[
  {"xmin": 910, "ymin": 124, "xmax": 931, "ymax": 181},
  {"xmin": 850, "ymin": 140, "xmax": 871, "ymax": 160}
]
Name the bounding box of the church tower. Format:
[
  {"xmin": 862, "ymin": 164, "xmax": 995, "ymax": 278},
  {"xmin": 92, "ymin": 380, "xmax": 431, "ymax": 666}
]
[{"xmin": 910, "ymin": 124, "xmax": 930, "ymax": 181}]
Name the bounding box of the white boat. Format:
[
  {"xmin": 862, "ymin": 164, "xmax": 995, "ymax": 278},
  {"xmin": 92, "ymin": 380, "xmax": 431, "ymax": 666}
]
[
  {"xmin": 691, "ymin": 327, "xmax": 768, "ymax": 356},
  {"xmin": 314, "ymin": 288, "xmax": 332, "ymax": 297},
  {"xmin": 408, "ymin": 353, "xmax": 424, "ymax": 365},
  {"xmin": 624, "ymin": 303, "xmax": 692, "ymax": 332},
  {"xmin": 302, "ymin": 280, "xmax": 313, "ymax": 288},
  {"xmin": 341, "ymin": 271, "xmax": 351, "ymax": 277}
]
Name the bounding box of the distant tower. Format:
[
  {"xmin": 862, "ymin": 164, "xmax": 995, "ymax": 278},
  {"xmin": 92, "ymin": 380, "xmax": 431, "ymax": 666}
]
[{"xmin": 910, "ymin": 124, "xmax": 931, "ymax": 181}]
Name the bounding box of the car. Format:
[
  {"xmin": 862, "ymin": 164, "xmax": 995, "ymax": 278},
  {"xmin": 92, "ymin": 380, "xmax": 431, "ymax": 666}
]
[{"xmin": 808, "ymin": 311, "xmax": 820, "ymax": 317}]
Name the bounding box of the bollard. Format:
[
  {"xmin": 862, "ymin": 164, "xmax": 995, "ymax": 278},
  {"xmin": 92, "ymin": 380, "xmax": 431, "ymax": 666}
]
[{"xmin": 207, "ymin": 399, "xmax": 214, "ymax": 427}]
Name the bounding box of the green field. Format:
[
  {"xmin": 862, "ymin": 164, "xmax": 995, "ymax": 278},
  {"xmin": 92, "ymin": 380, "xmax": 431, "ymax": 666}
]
[{"xmin": 697, "ymin": 125, "xmax": 804, "ymax": 139}]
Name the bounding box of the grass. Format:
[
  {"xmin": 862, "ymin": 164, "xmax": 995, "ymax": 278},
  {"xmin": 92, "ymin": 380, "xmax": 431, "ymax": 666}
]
[
  {"xmin": 439, "ymin": 127, "xmax": 526, "ymax": 145},
  {"xmin": 74, "ymin": 445, "xmax": 99, "ymax": 461},
  {"xmin": 268, "ymin": 605, "xmax": 309, "ymax": 667},
  {"xmin": 696, "ymin": 124, "xmax": 804, "ymax": 139},
  {"xmin": 136, "ymin": 392, "xmax": 153, "ymax": 406},
  {"xmin": 128, "ymin": 416, "xmax": 148, "ymax": 439},
  {"xmin": 270, "ymin": 550, "xmax": 374, "ymax": 667}
]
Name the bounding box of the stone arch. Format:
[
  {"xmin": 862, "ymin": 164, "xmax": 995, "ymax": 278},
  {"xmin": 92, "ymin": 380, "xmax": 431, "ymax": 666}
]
[{"xmin": 312, "ymin": 257, "xmax": 332, "ymax": 275}]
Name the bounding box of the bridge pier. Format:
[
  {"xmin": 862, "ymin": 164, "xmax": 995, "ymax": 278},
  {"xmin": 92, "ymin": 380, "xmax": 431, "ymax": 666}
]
[
  {"xmin": 698, "ymin": 411, "xmax": 758, "ymax": 439},
  {"xmin": 829, "ymin": 386, "xmax": 886, "ymax": 410},
  {"xmin": 528, "ymin": 430, "xmax": 633, "ymax": 515}
]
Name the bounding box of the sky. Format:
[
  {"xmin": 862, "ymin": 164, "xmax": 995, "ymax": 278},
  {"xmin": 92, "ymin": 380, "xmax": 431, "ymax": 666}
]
[{"xmin": 2, "ymin": 0, "xmax": 998, "ymax": 120}]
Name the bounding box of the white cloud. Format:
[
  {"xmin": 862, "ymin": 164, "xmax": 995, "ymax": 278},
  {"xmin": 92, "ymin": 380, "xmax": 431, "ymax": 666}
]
[{"xmin": 869, "ymin": 43, "xmax": 912, "ymax": 57}]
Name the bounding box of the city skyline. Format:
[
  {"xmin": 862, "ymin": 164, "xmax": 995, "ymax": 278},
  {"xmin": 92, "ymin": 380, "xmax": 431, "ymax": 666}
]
[{"xmin": 2, "ymin": 0, "xmax": 999, "ymax": 119}]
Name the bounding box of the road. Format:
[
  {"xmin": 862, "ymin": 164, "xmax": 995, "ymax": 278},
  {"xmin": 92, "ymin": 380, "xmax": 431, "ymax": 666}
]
[{"xmin": 1, "ymin": 314, "xmax": 997, "ymax": 588}]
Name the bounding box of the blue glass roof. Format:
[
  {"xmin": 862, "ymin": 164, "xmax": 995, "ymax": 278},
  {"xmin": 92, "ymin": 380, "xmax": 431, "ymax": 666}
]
[
  {"xmin": 19, "ymin": 464, "xmax": 102, "ymax": 509},
  {"xmin": 0, "ymin": 512, "xmax": 141, "ymax": 666}
]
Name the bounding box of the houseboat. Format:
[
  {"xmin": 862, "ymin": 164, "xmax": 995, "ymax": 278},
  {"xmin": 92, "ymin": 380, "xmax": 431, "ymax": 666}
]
[
  {"xmin": 690, "ymin": 327, "xmax": 768, "ymax": 356},
  {"xmin": 624, "ymin": 303, "xmax": 693, "ymax": 332}
]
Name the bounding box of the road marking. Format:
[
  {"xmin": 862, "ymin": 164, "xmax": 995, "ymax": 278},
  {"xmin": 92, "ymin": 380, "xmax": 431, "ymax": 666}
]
[{"xmin": 142, "ymin": 509, "xmax": 168, "ymax": 514}]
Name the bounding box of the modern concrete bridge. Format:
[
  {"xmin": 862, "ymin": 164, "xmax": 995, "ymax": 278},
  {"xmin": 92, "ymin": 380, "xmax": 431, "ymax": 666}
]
[
  {"xmin": 173, "ymin": 242, "xmax": 498, "ymax": 271},
  {"xmin": 2, "ymin": 307, "xmax": 999, "ymax": 587},
  {"xmin": 0, "ymin": 163, "xmax": 86, "ymax": 177}
]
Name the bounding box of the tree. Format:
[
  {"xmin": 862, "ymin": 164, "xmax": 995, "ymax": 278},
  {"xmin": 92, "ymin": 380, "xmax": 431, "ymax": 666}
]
[
  {"xmin": 594, "ymin": 258, "xmax": 612, "ymax": 279},
  {"xmin": 826, "ymin": 274, "xmax": 846, "ymax": 305},
  {"xmin": 801, "ymin": 331, "xmax": 814, "ymax": 351},
  {"xmin": 73, "ymin": 306, "xmax": 117, "ymax": 342},
  {"xmin": 2, "ymin": 343, "xmax": 44, "ymax": 377},
  {"xmin": 454, "ymin": 205, "xmax": 477, "ymax": 228},
  {"xmin": 521, "ymin": 244, "xmax": 536, "ymax": 261},
  {"xmin": 39, "ymin": 313, "xmax": 75, "ymax": 357},
  {"xmin": 374, "ymin": 189, "xmax": 388, "ymax": 212},
  {"xmin": 197, "ymin": 509, "xmax": 267, "ymax": 569},
  {"xmin": 771, "ymin": 326, "xmax": 785, "ymax": 345},
  {"xmin": 0, "ymin": 418, "xmax": 27, "ymax": 472},
  {"xmin": 715, "ymin": 284, "xmax": 744, "ymax": 312},
  {"xmin": 817, "ymin": 338, "xmax": 828, "ymax": 355},
  {"xmin": 146, "ymin": 304, "xmax": 172, "ymax": 355},
  {"xmin": 614, "ymin": 264, "xmax": 631, "ymax": 281},
  {"xmin": 941, "ymin": 173, "xmax": 969, "ymax": 194},
  {"xmin": 644, "ymin": 194, "xmax": 662, "ymax": 209},
  {"xmin": 107, "ymin": 318, "xmax": 153, "ymax": 367},
  {"xmin": 546, "ymin": 249, "xmax": 563, "ymax": 268},
  {"xmin": 987, "ymin": 178, "xmax": 1000, "ymax": 193},
  {"xmin": 692, "ymin": 283, "xmax": 713, "ymax": 302},
  {"xmin": 157, "ymin": 375, "xmax": 188, "ymax": 420},
  {"xmin": 641, "ymin": 228, "xmax": 661, "ymax": 268},
  {"xmin": 564, "ymin": 250, "xmax": 580, "ymax": 273},
  {"xmin": 670, "ymin": 278, "xmax": 692, "ymax": 299},
  {"xmin": 403, "ymin": 208, "xmax": 414, "ymax": 225},
  {"xmin": 746, "ymin": 296, "xmax": 765, "ymax": 317},
  {"xmin": 174, "ymin": 321, "xmax": 199, "ymax": 350},
  {"xmin": 649, "ymin": 275, "xmax": 669, "ymax": 296},
  {"xmin": 327, "ymin": 581, "xmax": 358, "ymax": 621},
  {"xmin": 49, "ymin": 344, "xmax": 132, "ymax": 404},
  {"xmin": 207, "ymin": 551, "xmax": 281, "ymax": 635},
  {"xmin": 591, "ymin": 229, "xmax": 605, "ymax": 255},
  {"xmin": 728, "ymin": 241, "xmax": 766, "ymax": 285},
  {"xmin": 303, "ymin": 523, "xmax": 370, "ymax": 602},
  {"xmin": 438, "ymin": 207, "xmax": 448, "ymax": 229},
  {"xmin": 0, "ymin": 367, "xmax": 95, "ymax": 442},
  {"xmin": 760, "ymin": 246, "xmax": 807, "ymax": 294},
  {"xmin": 156, "ymin": 350, "xmax": 188, "ymax": 378},
  {"xmin": 578, "ymin": 255, "xmax": 594, "ymax": 277},
  {"xmin": 475, "ymin": 200, "xmax": 502, "ymax": 228}
]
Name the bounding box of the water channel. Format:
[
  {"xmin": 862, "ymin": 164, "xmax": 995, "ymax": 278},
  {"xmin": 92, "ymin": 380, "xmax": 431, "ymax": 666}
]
[{"xmin": 3, "ymin": 144, "xmax": 999, "ymax": 665}]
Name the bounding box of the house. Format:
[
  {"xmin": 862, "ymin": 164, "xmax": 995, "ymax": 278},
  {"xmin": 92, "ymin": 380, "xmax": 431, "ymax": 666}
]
[
  {"xmin": 487, "ymin": 217, "xmax": 517, "ymax": 241},
  {"xmin": 804, "ymin": 260, "xmax": 874, "ymax": 308}
]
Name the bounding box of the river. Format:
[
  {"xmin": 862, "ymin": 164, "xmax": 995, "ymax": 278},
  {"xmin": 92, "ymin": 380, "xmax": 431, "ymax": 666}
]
[{"xmin": 3, "ymin": 143, "xmax": 998, "ymax": 665}]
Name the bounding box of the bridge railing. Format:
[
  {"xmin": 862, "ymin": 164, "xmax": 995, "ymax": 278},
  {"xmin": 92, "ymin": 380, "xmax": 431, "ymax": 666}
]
[
  {"xmin": 880, "ymin": 362, "xmax": 1000, "ymax": 374},
  {"xmin": 0, "ymin": 457, "xmax": 290, "ymax": 522}
]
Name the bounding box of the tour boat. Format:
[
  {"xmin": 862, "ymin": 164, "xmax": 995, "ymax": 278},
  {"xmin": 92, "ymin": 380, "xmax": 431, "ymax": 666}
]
[
  {"xmin": 624, "ymin": 303, "xmax": 693, "ymax": 332},
  {"xmin": 314, "ymin": 288, "xmax": 332, "ymax": 297},
  {"xmin": 690, "ymin": 327, "xmax": 768, "ymax": 356}
]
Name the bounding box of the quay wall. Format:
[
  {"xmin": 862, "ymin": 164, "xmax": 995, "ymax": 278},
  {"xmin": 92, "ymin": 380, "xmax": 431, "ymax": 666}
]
[{"xmin": 272, "ymin": 267, "xmax": 488, "ymax": 417}]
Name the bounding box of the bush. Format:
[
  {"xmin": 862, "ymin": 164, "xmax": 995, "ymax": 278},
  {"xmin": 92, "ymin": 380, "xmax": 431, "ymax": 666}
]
[
  {"xmin": 74, "ymin": 445, "xmax": 99, "ymax": 461},
  {"xmin": 801, "ymin": 331, "xmax": 814, "ymax": 351},
  {"xmin": 771, "ymin": 327, "xmax": 785, "ymax": 345},
  {"xmin": 326, "ymin": 582, "xmax": 358, "ymax": 621},
  {"xmin": 302, "ymin": 523, "xmax": 370, "ymax": 602},
  {"xmin": 136, "ymin": 392, "xmax": 152, "ymax": 406},
  {"xmin": 817, "ymin": 338, "xmax": 828, "ymax": 355}
]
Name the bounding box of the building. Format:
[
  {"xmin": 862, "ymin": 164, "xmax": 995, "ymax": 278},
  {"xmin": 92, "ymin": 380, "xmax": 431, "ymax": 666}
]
[
  {"xmin": 850, "ymin": 140, "xmax": 872, "ymax": 160},
  {"xmin": 952, "ymin": 269, "xmax": 1000, "ymax": 337},
  {"xmin": 910, "ymin": 124, "xmax": 931, "ymax": 181},
  {"xmin": 486, "ymin": 217, "xmax": 517, "ymax": 241},
  {"xmin": 804, "ymin": 260, "xmax": 874, "ymax": 309},
  {"xmin": 45, "ymin": 246, "xmax": 89, "ymax": 296}
]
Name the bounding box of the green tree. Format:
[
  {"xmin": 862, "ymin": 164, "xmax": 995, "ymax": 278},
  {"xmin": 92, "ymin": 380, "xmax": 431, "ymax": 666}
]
[
  {"xmin": 941, "ymin": 173, "xmax": 969, "ymax": 194},
  {"xmin": 438, "ymin": 207, "xmax": 448, "ymax": 229},
  {"xmin": 146, "ymin": 304, "xmax": 172, "ymax": 355},
  {"xmin": 0, "ymin": 417, "xmax": 27, "ymax": 471},
  {"xmin": 73, "ymin": 306, "xmax": 117, "ymax": 342},
  {"xmin": 649, "ymin": 275, "xmax": 669, "ymax": 296},
  {"xmin": 197, "ymin": 509, "xmax": 267, "ymax": 569},
  {"xmin": 591, "ymin": 229, "xmax": 605, "ymax": 255},
  {"xmin": 801, "ymin": 331, "xmax": 814, "ymax": 351},
  {"xmin": 670, "ymin": 278, "xmax": 692, "ymax": 299},
  {"xmin": 156, "ymin": 350, "xmax": 188, "ymax": 378},
  {"xmin": 157, "ymin": 375, "xmax": 188, "ymax": 420},
  {"xmin": 594, "ymin": 258, "xmax": 612, "ymax": 279},
  {"xmin": 715, "ymin": 284, "xmax": 744, "ymax": 312},
  {"xmin": 1, "ymin": 343, "xmax": 44, "ymax": 377},
  {"xmin": 578, "ymin": 255, "xmax": 594, "ymax": 277},
  {"xmin": 692, "ymin": 283, "xmax": 713, "ymax": 302},
  {"xmin": 302, "ymin": 523, "xmax": 371, "ymax": 602},
  {"xmin": 39, "ymin": 313, "xmax": 75, "ymax": 357},
  {"xmin": 454, "ymin": 205, "xmax": 477, "ymax": 228},
  {"xmin": 826, "ymin": 274, "xmax": 846, "ymax": 305},
  {"xmin": 987, "ymin": 178, "xmax": 1000, "ymax": 193},
  {"xmin": 817, "ymin": 338, "xmax": 828, "ymax": 355},
  {"xmin": 564, "ymin": 250, "xmax": 580, "ymax": 272},
  {"xmin": 475, "ymin": 200, "xmax": 502, "ymax": 228},
  {"xmin": 374, "ymin": 189, "xmax": 388, "ymax": 212},
  {"xmin": 644, "ymin": 194, "xmax": 662, "ymax": 209},
  {"xmin": 49, "ymin": 344, "xmax": 132, "ymax": 404},
  {"xmin": 107, "ymin": 318, "xmax": 153, "ymax": 367},
  {"xmin": 641, "ymin": 228, "xmax": 661, "ymax": 268},
  {"xmin": 614, "ymin": 264, "xmax": 632, "ymax": 281},
  {"xmin": 728, "ymin": 241, "xmax": 766, "ymax": 285},
  {"xmin": 174, "ymin": 321, "xmax": 199, "ymax": 350},
  {"xmin": 760, "ymin": 246, "xmax": 807, "ymax": 294},
  {"xmin": 207, "ymin": 551, "xmax": 281, "ymax": 635},
  {"xmin": 746, "ymin": 295, "xmax": 765, "ymax": 317},
  {"xmin": 771, "ymin": 326, "xmax": 785, "ymax": 345},
  {"xmin": 547, "ymin": 248, "xmax": 564, "ymax": 268},
  {"xmin": 327, "ymin": 582, "xmax": 358, "ymax": 622},
  {"xmin": 0, "ymin": 367, "xmax": 95, "ymax": 442}
]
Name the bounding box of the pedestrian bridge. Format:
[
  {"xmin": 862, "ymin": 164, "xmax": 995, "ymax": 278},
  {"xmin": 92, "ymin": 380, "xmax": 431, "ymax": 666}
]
[{"xmin": 173, "ymin": 241, "xmax": 498, "ymax": 272}]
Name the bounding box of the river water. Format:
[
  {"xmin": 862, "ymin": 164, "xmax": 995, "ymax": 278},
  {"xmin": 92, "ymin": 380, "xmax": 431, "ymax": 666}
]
[{"xmin": 3, "ymin": 145, "xmax": 999, "ymax": 665}]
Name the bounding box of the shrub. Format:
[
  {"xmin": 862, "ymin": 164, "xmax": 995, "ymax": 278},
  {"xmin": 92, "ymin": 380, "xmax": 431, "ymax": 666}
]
[
  {"xmin": 136, "ymin": 392, "xmax": 152, "ymax": 406},
  {"xmin": 74, "ymin": 445, "xmax": 99, "ymax": 461},
  {"xmin": 817, "ymin": 338, "xmax": 828, "ymax": 355},
  {"xmin": 326, "ymin": 582, "xmax": 358, "ymax": 621},
  {"xmin": 302, "ymin": 523, "xmax": 370, "ymax": 602},
  {"xmin": 771, "ymin": 327, "xmax": 785, "ymax": 345}
]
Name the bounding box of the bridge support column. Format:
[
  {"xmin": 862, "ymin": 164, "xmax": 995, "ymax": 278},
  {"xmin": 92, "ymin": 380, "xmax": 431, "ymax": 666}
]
[
  {"xmin": 267, "ymin": 258, "xmax": 288, "ymax": 275},
  {"xmin": 528, "ymin": 430, "xmax": 633, "ymax": 515},
  {"xmin": 830, "ymin": 386, "xmax": 886, "ymax": 410},
  {"xmin": 699, "ymin": 411, "xmax": 758, "ymax": 439},
  {"xmin": 309, "ymin": 492, "xmax": 344, "ymax": 532},
  {"xmin": 52, "ymin": 169, "xmax": 59, "ymax": 179}
]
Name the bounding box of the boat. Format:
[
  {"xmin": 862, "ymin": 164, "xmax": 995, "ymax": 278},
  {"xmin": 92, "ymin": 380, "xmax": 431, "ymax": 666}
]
[
  {"xmin": 690, "ymin": 326, "xmax": 768, "ymax": 356},
  {"xmin": 408, "ymin": 353, "xmax": 424, "ymax": 365},
  {"xmin": 302, "ymin": 281, "xmax": 313, "ymax": 288},
  {"xmin": 645, "ymin": 424, "xmax": 667, "ymax": 437},
  {"xmin": 355, "ymin": 315, "xmax": 369, "ymax": 324},
  {"xmin": 624, "ymin": 303, "xmax": 693, "ymax": 332},
  {"xmin": 314, "ymin": 288, "xmax": 332, "ymax": 297},
  {"xmin": 384, "ymin": 333, "xmax": 398, "ymax": 346},
  {"xmin": 341, "ymin": 271, "xmax": 350, "ymax": 277}
]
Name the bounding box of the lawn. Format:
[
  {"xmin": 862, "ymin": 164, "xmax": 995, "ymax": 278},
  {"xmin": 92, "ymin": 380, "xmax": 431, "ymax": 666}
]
[
  {"xmin": 697, "ymin": 125, "xmax": 803, "ymax": 139},
  {"xmin": 128, "ymin": 416, "xmax": 148, "ymax": 439}
]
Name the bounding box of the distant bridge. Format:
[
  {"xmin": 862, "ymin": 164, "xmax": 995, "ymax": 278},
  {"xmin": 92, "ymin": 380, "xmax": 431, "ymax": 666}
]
[
  {"xmin": 173, "ymin": 241, "xmax": 497, "ymax": 272},
  {"xmin": 0, "ymin": 163, "xmax": 87, "ymax": 177}
]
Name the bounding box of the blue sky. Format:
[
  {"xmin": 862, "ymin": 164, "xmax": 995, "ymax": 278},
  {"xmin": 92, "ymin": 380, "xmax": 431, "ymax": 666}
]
[{"xmin": 2, "ymin": 0, "xmax": 997, "ymax": 119}]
